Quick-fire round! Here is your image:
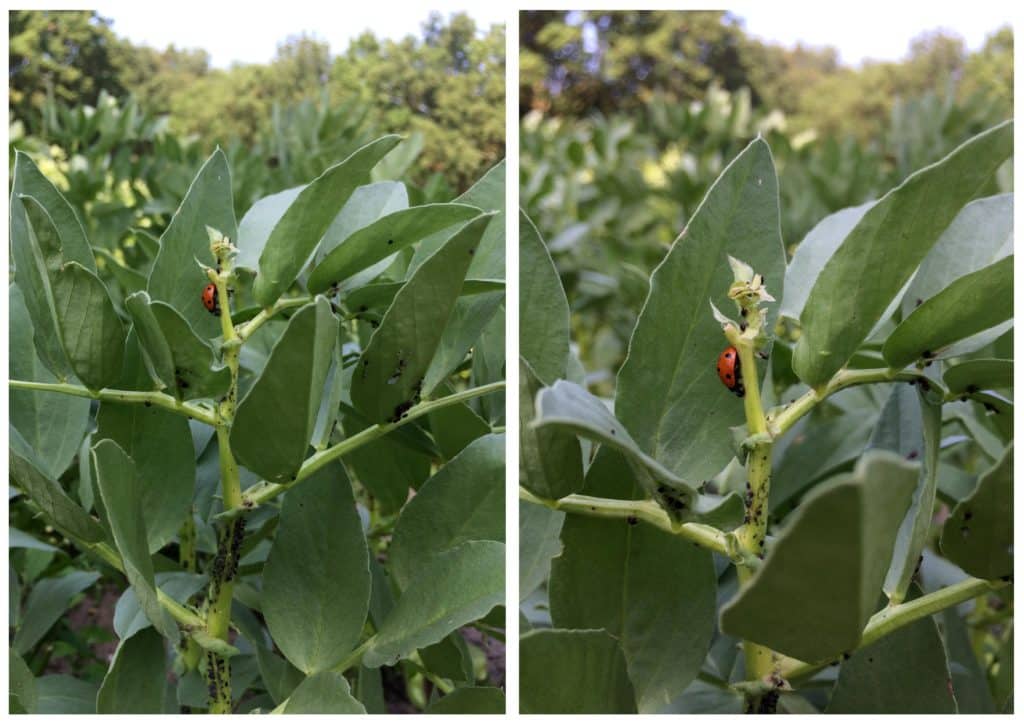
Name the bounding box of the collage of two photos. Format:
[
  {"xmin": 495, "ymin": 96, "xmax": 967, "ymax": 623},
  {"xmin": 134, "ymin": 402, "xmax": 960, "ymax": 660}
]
[{"xmin": 6, "ymin": 4, "xmax": 1016, "ymax": 716}]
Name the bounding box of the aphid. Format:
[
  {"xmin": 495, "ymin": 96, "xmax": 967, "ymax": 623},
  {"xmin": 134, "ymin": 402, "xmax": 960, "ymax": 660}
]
[
  {"xmin": 717, "ymin": 346, "xmax": 745, "ymax": 397},
  {"xmin": 202, "ymin": 283, "xmax": 219, "ymax": 315}
]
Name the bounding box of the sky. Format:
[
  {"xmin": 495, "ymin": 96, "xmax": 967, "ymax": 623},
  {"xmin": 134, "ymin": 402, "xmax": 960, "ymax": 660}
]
[{"xmin": 93, "ymin": 3, "xmax": 1013, "ymax": 70}]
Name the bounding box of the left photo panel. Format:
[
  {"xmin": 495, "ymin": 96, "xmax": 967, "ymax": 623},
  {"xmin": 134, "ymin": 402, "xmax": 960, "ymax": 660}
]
[{"xmin": 8, "ymin": 8, "xmax": 506, "ymax": 714}]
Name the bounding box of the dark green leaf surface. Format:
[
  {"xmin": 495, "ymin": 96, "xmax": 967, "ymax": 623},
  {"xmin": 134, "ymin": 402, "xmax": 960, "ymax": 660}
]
[
  {"xmin": 9, "ymin": 449, "xmax": 106, "ymax": 544},
  {"xmin": 262, "ymin": 463, "xmax": 369, "ymax": 674},
  {"xmin": 939, "ymin": 444, "xmax": 1012, "ymax": 579},
  {"xmin": 12, "ymin": 570, "xmax": 100, "ymax": 655},
  {"xmin": 35, "ymin": 674, "xmax": 99, "ymax": 714},
  {"xmin": 254, "ymin": 135, "xmax": 401, "ymax": 306},
  {"xmin": 794, "ymin": 121, "xmax": 1013, "ymax": 387},
  {"xmin": 51, "ymin": 261, "xmax": 125, "ymax": 390},
  {"xmin": 342, "ymin": 414, "xmax": 430, "ymax": 515},
  {"xmin": 255, "ymin": 646, "xmax": 305, "ymax": 706},
  {"xmin": 351, "ymin": 214, "xmax": 492, "ymax": 423},
  {"xmin": 421, "ymin": 291, "xmax": 504, "ymax": 396},
  {"xmin": 420, "ymin": 633, "xmax": 474, "ymax": 684},
  {"xmin": 720, "ymin": 451, "xmax": 918, "ymax": 662},
  {"xmin": 362, "ymin": 540, "xmax": 504, "ymax": 668},
  {"xmin": 390, "ymin": 434, "xmax": 504, "ymax": 588},
  {"xmin": 123, "ymin": 292, "xmax": 175, "ymax": 388},
  {"xmin": 148, "ymin": 300, "xmax": 232, "ymax": 400},
  {"xmin": 9, "ymin": 650, "xmax": 37, "ymax": 714},
  {"xmin": 883, "ymin": 256, "xmax": 1013, "ymax": 368},
  {"xmin": 425, "ymin": 686, "xmax": 505, "ymax": 714},
  {"xmin": 519, "ymin": 629, "xmax": 636, "ymax": 714},
  {"xmin": 9, "ymin": 284, "xmax": 89, "ymax": 479},
  {"xmin": 147, "ymin": 149, "xmax": 236, "ymax": 339},
  {"xmin": 282, "ymin": 671, "xmax": 366, "ymax": 714},
  {"xmin": 942, "ymin": 607, "xmax": 996, "ymax": 713},
  {"xmin": 308, "ymin": 203, "xmax": 480, "ymax": 293},
  {"xmin": 518, "ymin": 359, "xmax": 584, "ymax": 500},
  {"xmin": 616, "ymin": 138, "xmax": 785, "ymax": 480},
  {"xmin": 519, "ymin": 209, "xmax": 570, "ymax": 384},
  {"xmin": 519, "ymin": 500, "xmax": 564, "ymax": 601},
  {"xmin": 92, "ymin": 440, "xmax": 179, "ymax": 641},
  {"xmin": 96, "ymin": 629, "xmax": 167, "ymax": 714},
  {"xmin": 231, "ymin": 298, "xmax": 337, "ymax": 482},
  {"xmin": 427, "ymin": 397, "xmax": 490, "ymax": 460},
  {"xmin": 944, "ymin": 359, "xmax": 1013, "ymax": 394}
]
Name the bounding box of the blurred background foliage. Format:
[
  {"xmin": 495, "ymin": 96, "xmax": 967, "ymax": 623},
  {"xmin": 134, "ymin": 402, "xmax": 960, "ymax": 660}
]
[
  {"xmin": 9, "ymin": 9, "xmax": 505, "ymax": 240},
  {"xmin": 519, "ymin": 10, "xmax": 1013, "ymax": 389}
]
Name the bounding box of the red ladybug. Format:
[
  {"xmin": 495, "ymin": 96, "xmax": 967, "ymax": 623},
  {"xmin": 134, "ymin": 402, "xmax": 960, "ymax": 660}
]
[
  {"xmin": 717, "ymin": 346, "xmax": 745, "ymax": 397},
  {"xmin": 202, "ymin": 283, "xmax": 219, "ymax": 315}
]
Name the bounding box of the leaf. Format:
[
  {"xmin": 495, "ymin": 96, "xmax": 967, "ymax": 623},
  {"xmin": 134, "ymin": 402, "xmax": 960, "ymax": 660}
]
[
  {"xmin": 616, "ymin": 138, "xmax": 785, "ymax": 480},
  {"xmin": 425, "ymin": 686, "xmax": 506, "ymax": 714},
  {"xmin": 255, "ymin": 646, "xmax": 305, "ymax": 706},
  {"xmin": 719, "ymin": 451, "xmax": 918, "ymax": 662},
  {"xmin": 939, "ymin": 443, "xmax": 1012, "ymax": 579},
  {"xmin": 342, "ymin": 413, "xmax": 430, "ymax": 515},
  {"xmin": 113, "ymin": 572, "xmax": 206, "ymax": 641},
  {"xmin": 420, "ymin": 633, "xmax": 474, "ymax": 683},
  {"xmin": 944, "ymin": 359, "xmax": 1013, "ymax": 395},
  {"xmin": 9, "ymin": 649, "xmax": 37, "ymax": 714},
  {"xmin": 780, "ymin": 202, "xmax": 874, "ymax": 320},
  {"xmin": 793, "ymin": 121, "xmax": 1013, "ymax": 387},
  {"xmin": 92, "ymin": 440, "xmax": 179, "ymax": 642},
  {"xmin": 427, "ymin": 396, "xmax": 491, "ymax": 460},
  {"xmin": 317, "ymin": 180, "xmax": 409, "ymax": 261},
  {"xmin": 96, "ymin": 628, "xmax": 167, "ymax": 714},
  {"xmin": 421, "ymin": 291, "xmax": 504, "ymax": 396},
  {"xmin": 519, "ymin": 359, "xmax": 584, "ymax": 500},
  {"xmin": 518, "ymin": 500, "xmax": 564, "ymax": 601},
  {"xmin": 471, "ymin": 304, "xmax": 505, "ymax": 424},
  {"xmin": 519, "ymin": 209, "xmax": 570, "ymax": 384},
  {"xmin": 262, "ymin": 462, "xmax": 369, "ymax": 674},
  {"xmin": 902, "ymin": 193, "xmax": 1013, "ymax": 317},
  {"xmin": 549, "ymin": 446, "xmax": 717, "ymax": 712},
  {"xmin": 282, "ymin": 671, "xmax": 366, "ymax": 714},
  {"xmin": 12, "ymin": 570, "xmax": 100, "ymax": 655},
  {"xmin": 230, "ymin": 297, "xmax": 337, "ymax": 482},
  {"xmin": 942, "ymin": 607, "xmax": 996, "ymax": 713},
  {"xmin": 307, "ymin": 203, "xmax": 481, "ymax": 293},
  {"xmin": 125, "ymin": 292, "xmax": 232, "ymax": 399},
  {"xmin": 882, "ymin": 256, "xmax": 1013, "ymax": 368},
  {"xmin": 362, "ymin": 540, "xmax": 504, "ymax": 668},
  {"xmin": 96, "ymin": 333, "xmax": 196, "ymax": 552},
  {"xmin": 350, "ymin": 213, "xmax": 493, "ymax": 423},
  {"xmin": 519, "ymin": 629, "xmax": 637, "ymax": 714},
  {"xmin": 9, "ymin": 284, "xmax": 90, "ymax": 479},
  {"xmin": 235, "ymin": 185, "xmax": 304, "ymax": 271},
  {"xmin": 35, "ymin": 674, "xmax": 99, "ymax": 714},
  {"xmin": 253, "ymin": 135, "xmax": 402, "ymax": 306},
  {"xmin": 9, "ymin": 449, "xmax": 106, "ymax": 544},
  {"xmin": 147, "ymin": 149, "xmax": 237, "ymax": 339},
  {"xmin": 390, "ymin": 434, "xmax": 504, "ymax": 588}
]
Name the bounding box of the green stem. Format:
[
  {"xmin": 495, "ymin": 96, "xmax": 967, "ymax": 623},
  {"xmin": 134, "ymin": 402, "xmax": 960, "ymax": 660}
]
[
  {"xmin": 235, "ymin": 296, "xmax": 310, "ymax": 341},
  {"xmin": 8, "ymin": 380, "xmax": 217, "ymax": 426},
  {"xmin": 781, "ymin": 576, "xmax": 1009, "ymax": 683},
  {"xmin": 220, "ymin": 381, "xmax": 506, "ymax": 519},
  {"xmin": 520, "ymin": 487, "xmax": 736, "ymax": 558},
  {"xmin": 334, "ymin": 635, "xmax": 376, "ymax": 674}
]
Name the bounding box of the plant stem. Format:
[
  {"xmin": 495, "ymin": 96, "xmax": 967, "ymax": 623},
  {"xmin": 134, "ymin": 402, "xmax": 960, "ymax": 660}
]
[
  {"xmin": 334, "ymin": 635, "xmax": 377, "ymax": 674},
  {"xmin": 235, "ymin": 296, "xmax": 310, "ymax": 341},
  {"xmin": 220, "ymin": 381, "xmax": 506, "ymax": 519},
  {"xmin": 781, "ymin": 576, "xmax": 1009, "ymax": 683},
  {"xmin": 519, "ymin": 487, "xmax": 735, "ymax": 558},
  {"xmin": 8, "ymin": 380, "xmax": 217, "ymax": 425}
]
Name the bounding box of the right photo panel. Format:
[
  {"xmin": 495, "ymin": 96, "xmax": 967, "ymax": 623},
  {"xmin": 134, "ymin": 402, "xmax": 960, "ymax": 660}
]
[{"xmin": 518, "ymin": 9, "xmax": 1013, "ymax": 715}]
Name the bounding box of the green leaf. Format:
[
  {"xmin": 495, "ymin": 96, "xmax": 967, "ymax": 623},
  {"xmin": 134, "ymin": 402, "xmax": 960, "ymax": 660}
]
[
  {"xmin": 901, "ymin": 193, "xmax": 1012, "ymax": 317},
  {"xmin": 518, "ymin": 359, "xmax": 584, "ymax": 500},
  {"xmin": 719, "ymin": 451, "xmax": 918, "ymax": 662},
  {"xmin": 12, "ymin": 570, "xmax": 100, "ymax": 655},
  {"xmin": 96, "ymin": 628, "xmax": 167, "ymax": 714},
  {"xmin": 96, "ymin": 333, "xmax": 196, "ymax": 552},
  {"xmin": 939, "ymin": 444, "xmax": 1012, "ymax": 579},
  {"xmin": 549, "ymin": 447, "xmax": 716, "ymax": 712},
  {"xmin": 9, "ymin": 649, "xmax": 37, "ymax": 714},
  {"xmin": 230, "ymin": 297, "xmax": 337, "ymax": 482},
  {"xmin": 362, "ymin": 540, "xmax": 504, "ymax": 668},
  {"xmin": 36, "ymin": 674, "xmax": 99, "ymax": 714},
  {"xmin": 236, "ymin": 185, "xmax": 304, "ymax": 271},
  {"xmin": 92, "ymin": 439, "xmax": 179, "ymax": 642},
  {"xmin": 253, "ymin": 135, "xmax": 401, "ymax": 306},
  {"xmin": 113, "ymin": 572, "xmax": 206, "ymax": 641},
  {"xmin": 351, "ymin": 213, "xmax": 493, "ymax": 423},
  {"xmin": 427, "ymin": 396, "xmax": 491, "ymax": 460},
  {"xmin": 519, "ymin": 629, "xmax": 636, "ymax": 714},
  {"xmin": 317, "ymin": 181, "xmax": 409, "ymax": 261},
  {"xmin": 882, "ymin": 256, "xmax": 1013, "ymax": 368},
  {"xmin": 519, "ymin": 209, "xmax": 570, "ymax": 384},
  {"xmin": 827, "ymin": 592, "xmax": 955, "ymax": 713},
  {"xmin": 471, "ymin": 305, "xmax": 505, "ymax": 424},
  {"xmin": 9, "ymin": 284, "xmax": 89, "ymax": 479},
  {"xmin": 421, "ymin": 291, "xmax": 504, "ymax": 396},
  {"xmin": 942, "ymin": 607, "xmax": 996, "ymax": 713},
  {"xmin": 616, "ymin": 138, "xmax": 785, "ymax": 480},
  {"xmin": 262, "ymin": 462, "xmax": 369, "ymax": 674},
  {"xmin": 390, "ymin": 434, "xmax": 504, "ymax": 588},
  {"xmin": 308, "ymin": 203, "xmax": 481, "ymax": 293},
  {"xmin": 425, "ymin": 686, "xmax": 505, "ymax": 714},
  {"xmin": 255, "ymin": 645, "xmax": 305, "ymax": 706},
  {"xmin": 9, "ymin": 448, "xmax": 107, "ymax": 544},
  {"xmin": 125, "ymin": 292, "xmax": 232, "ymax": 399},
  {"xmin": 457, "ymin": 159, "xmax": 505, "ymax": 211},
  {"xmin": 342, "ymin": 414, "xmax": 431, "ymax": 515},
  {"xmin": 794, "ymin": 121, "xmax": 1013, "ymax": 387},
  {"xmin": 519, "ymin": 500, "xmax": 564, "ymax": 601},
  {"xmin": 944, "ymin": 359, "xmax": 1013, "ymax": 395},
  {"xmin": 282, "ymin": 671, "xmax": 366, "ymax": 714},
  {"xmin": 147, "ymin": 149, "xmax": 237, "ymax": 339},
  {"xmin": 419, "ymin": 633, "xmax": 473, "ymax": 683}
]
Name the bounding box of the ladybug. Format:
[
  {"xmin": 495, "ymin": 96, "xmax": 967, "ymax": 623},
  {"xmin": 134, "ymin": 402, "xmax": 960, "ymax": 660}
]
[
  {"xmin": 717, "ymin": 346, "xmax": 745, "ymax": 397},
  {"xmin": 202, "ymin": 283, "xmax": 220, "ymax": 315}
]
